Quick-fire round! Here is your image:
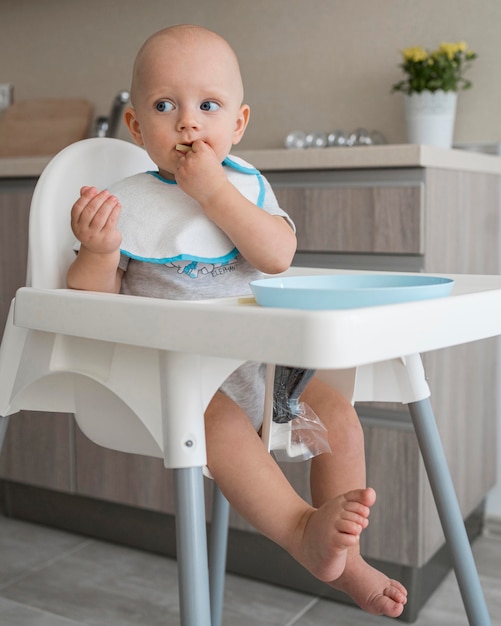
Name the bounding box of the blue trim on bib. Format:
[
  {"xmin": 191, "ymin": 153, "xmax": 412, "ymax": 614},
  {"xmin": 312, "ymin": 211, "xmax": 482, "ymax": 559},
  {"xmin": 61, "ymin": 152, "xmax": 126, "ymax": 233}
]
[
  {"xmin": 223, "ymin": 156, "xmax": 265, "ymax": 208},
  {"xmin": 148, "ymin": 171, "xmax": 176, "ymax": 184},
  {"xmin": 146, "ymin": 159, "xmax": 266, "ymax": 207},
  {"xmin": 222, "ymin": 156, "xmax": 260, "ymax": 175},
  {"xmin": 120, "ymin": 246, "xmax": 240, "ymax": 265},
  {"xmin": 255, "ymin": 174, "xmax": 266, "ymax": 208}
]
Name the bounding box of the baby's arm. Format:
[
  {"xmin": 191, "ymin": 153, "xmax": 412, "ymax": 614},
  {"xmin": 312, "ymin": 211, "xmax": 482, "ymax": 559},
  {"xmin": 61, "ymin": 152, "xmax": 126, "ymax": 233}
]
[
  {"xmin": 175, "ymin": 141, "xmax": 297, "ymax": 274},
  {"xmin": 66, "ymin": 186, "xmax": 123, "ymax": 293}
]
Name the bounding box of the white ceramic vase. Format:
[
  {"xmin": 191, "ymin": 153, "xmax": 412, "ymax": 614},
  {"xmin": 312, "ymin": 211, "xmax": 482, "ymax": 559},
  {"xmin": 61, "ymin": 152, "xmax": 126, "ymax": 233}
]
[{"xmin": 404, "ymin": 89, "xmax": 458, "ymax": 148}]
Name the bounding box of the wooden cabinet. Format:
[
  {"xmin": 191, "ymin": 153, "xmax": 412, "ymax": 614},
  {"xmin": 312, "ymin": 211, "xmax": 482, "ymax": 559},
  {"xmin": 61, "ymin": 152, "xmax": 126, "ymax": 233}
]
[{"xmin": 271, "ymin": 170, "xmax": 423, "ymax": 255}]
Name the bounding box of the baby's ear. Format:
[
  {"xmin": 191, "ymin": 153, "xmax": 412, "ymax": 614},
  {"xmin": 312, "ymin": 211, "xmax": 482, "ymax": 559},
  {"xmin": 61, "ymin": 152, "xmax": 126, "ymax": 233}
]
[
  {"xmin": 124, "ymin": 107, "xmax": 144, "ymax": 146},
  {"xmin": 232, "ymin": 104, "xmax": 250, "ymax": 145}
]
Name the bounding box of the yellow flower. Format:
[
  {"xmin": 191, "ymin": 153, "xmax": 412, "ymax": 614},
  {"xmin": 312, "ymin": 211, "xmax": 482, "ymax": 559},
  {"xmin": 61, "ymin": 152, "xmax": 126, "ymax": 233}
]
[
  {"xmin": 438, "ymin": 41, "xmax": 467, "ymax": 59},
  {"xmin": 402, "ymin": 46, "xmax": 428, "ymax": 63},
  {"xmin": 392, "ymin": 40, "xmax": 477, "ymax": 94}
]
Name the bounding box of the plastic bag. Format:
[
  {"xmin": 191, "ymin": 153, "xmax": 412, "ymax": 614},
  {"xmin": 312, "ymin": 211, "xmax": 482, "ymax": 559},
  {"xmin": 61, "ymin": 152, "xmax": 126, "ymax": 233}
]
[
  {"xmin": 270, "ymin": 401, "xmax": 332, "ymax": 462},
  {"xmin": 271, "ymin": 366, "xmax": 332, "ymax": 462}
]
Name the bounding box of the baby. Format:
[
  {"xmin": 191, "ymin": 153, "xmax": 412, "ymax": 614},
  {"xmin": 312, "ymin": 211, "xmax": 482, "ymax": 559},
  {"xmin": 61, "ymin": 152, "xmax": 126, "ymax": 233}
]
[{"xmin": 67, "ymin": 24, "xmax": 407, "ymax": 617}]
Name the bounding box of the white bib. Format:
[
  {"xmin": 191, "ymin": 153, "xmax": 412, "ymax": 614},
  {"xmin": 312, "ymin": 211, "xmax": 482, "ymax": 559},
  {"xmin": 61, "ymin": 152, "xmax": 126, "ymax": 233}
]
[{"xmin": 112, "ymin": 155, "xmax": 266, "ymax": 265}]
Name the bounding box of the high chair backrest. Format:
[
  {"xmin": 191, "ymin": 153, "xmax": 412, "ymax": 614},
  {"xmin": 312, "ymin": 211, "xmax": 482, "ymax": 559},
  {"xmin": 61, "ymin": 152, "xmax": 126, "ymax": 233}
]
[{"xmin": 27, "ymin": 138, "xmax": 155, "ymax": 289}]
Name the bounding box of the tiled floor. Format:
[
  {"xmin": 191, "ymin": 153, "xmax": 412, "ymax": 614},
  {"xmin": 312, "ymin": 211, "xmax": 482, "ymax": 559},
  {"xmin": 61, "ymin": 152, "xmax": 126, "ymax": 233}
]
[{"xmin": 0, "ymin": 513, "xmax": 500, "ymax": 625}]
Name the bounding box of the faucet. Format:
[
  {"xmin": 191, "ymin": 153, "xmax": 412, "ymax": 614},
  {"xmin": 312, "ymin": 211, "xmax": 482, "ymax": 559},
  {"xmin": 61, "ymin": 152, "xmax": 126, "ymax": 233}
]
[{"xmin": 95, "ymin": 90, "xmax": 130, "ymax": 138}]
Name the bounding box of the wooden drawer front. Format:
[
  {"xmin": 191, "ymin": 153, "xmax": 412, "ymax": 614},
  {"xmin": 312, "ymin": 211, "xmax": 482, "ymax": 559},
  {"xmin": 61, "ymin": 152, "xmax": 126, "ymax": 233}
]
[{"xmin": 273, "ymin": 185, "xmax": 423, "ymax": 254}]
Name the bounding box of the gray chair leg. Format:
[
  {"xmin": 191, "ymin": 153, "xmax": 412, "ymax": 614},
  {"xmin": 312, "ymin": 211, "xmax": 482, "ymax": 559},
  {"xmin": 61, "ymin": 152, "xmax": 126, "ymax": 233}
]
[
  {"xmin": 209, "ymin": 482, "xmax": 230, "ymax": 626},
  {"xmin": 173, "ymin": 466, "xmax": 212, "ymax": 626},
  {"xmin": 408, "ymin": 399, "xmax": 492, "ymax": 626}
]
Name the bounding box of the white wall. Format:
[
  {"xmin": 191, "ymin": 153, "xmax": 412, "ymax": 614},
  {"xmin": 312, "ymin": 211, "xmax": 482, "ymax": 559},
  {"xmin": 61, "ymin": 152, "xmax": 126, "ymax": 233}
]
[{"xmin": 1, "ymin": 0, "xmax": 501, "ymax": 149}]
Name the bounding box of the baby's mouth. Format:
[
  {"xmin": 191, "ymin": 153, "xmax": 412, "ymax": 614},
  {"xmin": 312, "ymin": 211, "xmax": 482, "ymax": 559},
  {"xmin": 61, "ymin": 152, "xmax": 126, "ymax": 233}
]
[{"xmin": 176, "ymin": 143, "xmax": 192, "ymax": 153}]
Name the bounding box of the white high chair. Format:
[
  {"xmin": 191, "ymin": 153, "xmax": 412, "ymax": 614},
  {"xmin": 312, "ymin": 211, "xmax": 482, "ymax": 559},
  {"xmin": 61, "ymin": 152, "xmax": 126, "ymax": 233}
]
[
  {"xmin": 0, "ymin": 138, "xmax": 494, "ymax": 626},
  {"xmin": 0, "ymin": 138, "xmax": 243, "ymax": 626}
]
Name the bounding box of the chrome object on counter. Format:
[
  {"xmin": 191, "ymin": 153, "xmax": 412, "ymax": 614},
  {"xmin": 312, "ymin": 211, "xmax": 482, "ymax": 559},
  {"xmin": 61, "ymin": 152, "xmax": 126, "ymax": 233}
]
[
  {"xmin": 305, "ymin": 131, "xmax": 328, "ymax": 148},
  {"xmin": 94, "ymin": 90, "xmax": 130, "ymax": 138},
  {"xmin": 327, "ymin": 129, "xmax": 348, "ymax": 147},
  {"xmin": 285, "ymin": 127, "xmax": 386, "ymax": 149},
  {"xmin": 284, "ymin": 130, "xmax": 307, "ymax": 149}
]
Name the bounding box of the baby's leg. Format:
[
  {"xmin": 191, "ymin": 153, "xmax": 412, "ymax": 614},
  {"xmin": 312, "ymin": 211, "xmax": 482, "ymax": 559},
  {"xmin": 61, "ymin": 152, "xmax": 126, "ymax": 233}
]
[
  {"xmin": 302, "ymin": 377, "xmax": 408, "ymax": 617},
  {"xmin": 204, "ymin": 391, "xmax": 373, "ymax": 583}
]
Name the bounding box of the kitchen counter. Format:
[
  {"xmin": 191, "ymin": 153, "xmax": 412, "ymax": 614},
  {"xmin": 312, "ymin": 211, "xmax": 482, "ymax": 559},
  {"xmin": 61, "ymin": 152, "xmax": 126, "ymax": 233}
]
[
  {"xmin": 2, "ymin": 143, "xmax": 501, "ymax": 178},
  {"xmin": 0, "ymin": 155, "xmax": 51, "ymax": 178},
  {"xmin": 235, "ymin": 144, "xmax": 501, "ymax": 174}
]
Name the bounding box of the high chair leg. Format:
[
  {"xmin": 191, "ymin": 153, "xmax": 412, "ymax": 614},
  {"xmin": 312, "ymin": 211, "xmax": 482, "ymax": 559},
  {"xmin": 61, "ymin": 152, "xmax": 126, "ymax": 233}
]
[
  {"xmin": 408, "ymin": 398, "xmax": 491, "ymax": 626},
  {"xmin": 173, "ymin": 466, "xmax": 212, "ymax": 626},
  {"xmin": 209, "ymin": 483, "xmax": 230, "ymax": 626}
]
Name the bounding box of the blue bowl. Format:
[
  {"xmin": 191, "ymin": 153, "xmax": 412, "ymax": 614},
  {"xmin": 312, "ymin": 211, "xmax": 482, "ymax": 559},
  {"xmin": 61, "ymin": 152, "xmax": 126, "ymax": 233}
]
[{"xmin": 250, "ymin": 274, "xmax": 455, "ymax": 310}]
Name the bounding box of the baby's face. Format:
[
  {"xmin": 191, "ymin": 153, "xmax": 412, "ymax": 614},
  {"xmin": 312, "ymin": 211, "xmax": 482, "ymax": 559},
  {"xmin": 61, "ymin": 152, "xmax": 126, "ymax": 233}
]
[{"xmin": 125, "ymin": 30, "xmax": 249, "ymax": 179}]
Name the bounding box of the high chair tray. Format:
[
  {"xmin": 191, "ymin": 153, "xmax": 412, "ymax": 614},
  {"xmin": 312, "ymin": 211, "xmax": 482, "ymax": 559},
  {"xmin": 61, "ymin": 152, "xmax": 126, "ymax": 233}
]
[{"xmin": 11, "ymin": 269, "xmax": 501, "ymax": 370}]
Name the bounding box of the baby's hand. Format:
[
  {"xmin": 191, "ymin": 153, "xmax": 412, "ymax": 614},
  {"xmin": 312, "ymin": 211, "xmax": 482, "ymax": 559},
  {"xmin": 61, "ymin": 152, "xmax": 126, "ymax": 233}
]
[
  {"xmin": 71, "ymin": 186, "xmax": 122, "ymax": 255},
  {"xmin": 175, "ymin": 140, "xmax": 228, "ymax": 206}
]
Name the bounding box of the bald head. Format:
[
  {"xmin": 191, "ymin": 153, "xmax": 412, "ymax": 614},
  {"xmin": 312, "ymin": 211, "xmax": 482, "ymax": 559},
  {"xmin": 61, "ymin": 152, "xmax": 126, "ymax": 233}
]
[
  {"xmin": 130, "ymin": 25, "xmax": 244, "ymax": 108},
  {"xmin": 124, "ymin": 24, "xmax": 250, "ymax": 171}
]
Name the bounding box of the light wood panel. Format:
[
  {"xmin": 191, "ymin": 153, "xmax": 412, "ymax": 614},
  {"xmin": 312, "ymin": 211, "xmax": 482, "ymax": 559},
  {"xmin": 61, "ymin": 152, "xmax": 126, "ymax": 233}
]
[
  {"xmin": 273, "ymin": 184, "xmax": 423, "ymax": 254},
  {"xmin": 74, "ymin": 426, "xmax": 176, "ymax": 514},
  {"xmin": 0, "ymin": 411, "xmax": 74, "ymax": 492}
]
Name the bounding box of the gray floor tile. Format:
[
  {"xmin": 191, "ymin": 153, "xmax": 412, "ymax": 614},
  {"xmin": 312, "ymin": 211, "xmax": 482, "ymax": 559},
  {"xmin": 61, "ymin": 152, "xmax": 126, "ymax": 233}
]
[
  {"xmin": 471, "ymin": 534, "xmax": 501, "ymax": 578},
  {"xmin": 292, "ymin": 599, "xmax": 390, "ymax": 626},
  {"xmin": 0, "ymin": 596, "xmax": 85, "ymax": 626},
  {"xmin": 1, "ymin": 533, "xmax": 318, "ymax": 626},
  {"xmin": 221, "ymin": 574, "xmax": 317, "ymax": 625},
  {"xmin": 0, "ymin": 516, "xmax": 89, "ymax": 589},
  {"xmin": 1, "ymin": 539, "xmax": 182, "ymax": 626},
  {"xmin": 0, "ymin": 513, "xmax": 500, "ymax": 626}
]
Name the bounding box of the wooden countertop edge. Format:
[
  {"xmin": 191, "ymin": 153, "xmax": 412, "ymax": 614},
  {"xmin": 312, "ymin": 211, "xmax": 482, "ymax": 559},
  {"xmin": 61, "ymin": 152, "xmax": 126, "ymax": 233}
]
[
  {"xmin": 234, "ymin": 144, "xmax": 501, "ymax": 175},
  {"xmin": 0, "ymin": 155, "xmax": 52, "ymax": 178}
]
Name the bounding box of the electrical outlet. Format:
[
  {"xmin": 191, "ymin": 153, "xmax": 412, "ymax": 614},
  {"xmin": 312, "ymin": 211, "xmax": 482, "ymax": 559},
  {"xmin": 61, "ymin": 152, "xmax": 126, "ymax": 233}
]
[{"xmin": 0, "ymin": 84, "xmax": 13, "ymax": 110}]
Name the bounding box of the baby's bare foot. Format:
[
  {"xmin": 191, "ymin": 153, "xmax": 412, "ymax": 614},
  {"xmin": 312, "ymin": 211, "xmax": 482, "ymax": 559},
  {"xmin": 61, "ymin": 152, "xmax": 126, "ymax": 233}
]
[
  {"xmin": 292, "ymin": 487, "xmax": 376, "ymax": 583},
  {"xmin": 331, "ymin": 554, "xmax": 408, "ymax": 618}
]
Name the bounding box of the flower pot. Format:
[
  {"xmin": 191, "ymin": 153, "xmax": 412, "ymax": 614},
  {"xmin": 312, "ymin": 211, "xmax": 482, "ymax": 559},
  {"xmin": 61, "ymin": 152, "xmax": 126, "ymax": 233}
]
[{"xmin": 404, "ymin": 90, "xmax": 457, "ymax": 148}]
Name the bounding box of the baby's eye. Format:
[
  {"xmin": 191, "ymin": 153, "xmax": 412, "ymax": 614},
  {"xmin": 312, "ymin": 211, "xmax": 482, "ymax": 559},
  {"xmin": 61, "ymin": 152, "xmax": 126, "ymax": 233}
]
[
  {"xmin": 155, "ymin": 101, "xmax": 174, "ymax": 112},
  {"xmin": 200, "ymin": 101, "xmax": 220, "ymax": 112}
]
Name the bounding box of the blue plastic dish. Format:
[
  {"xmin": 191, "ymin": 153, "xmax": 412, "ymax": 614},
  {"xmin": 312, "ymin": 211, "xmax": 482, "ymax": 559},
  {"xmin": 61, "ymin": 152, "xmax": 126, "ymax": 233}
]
[{"xmin": 250, "ymin": 274, "xmax": 455, "ymax": 310}]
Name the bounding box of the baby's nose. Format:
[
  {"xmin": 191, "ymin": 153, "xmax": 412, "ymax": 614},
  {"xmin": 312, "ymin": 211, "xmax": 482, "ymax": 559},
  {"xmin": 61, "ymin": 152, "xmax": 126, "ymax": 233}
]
[{"xmin": 176, "ymin": 107, "xmax": 200, "ymax": 130}]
